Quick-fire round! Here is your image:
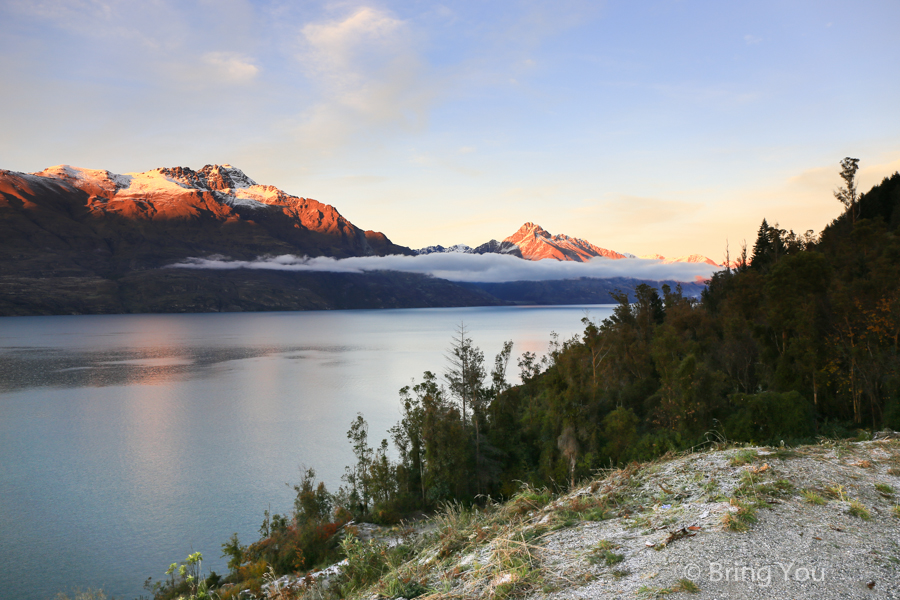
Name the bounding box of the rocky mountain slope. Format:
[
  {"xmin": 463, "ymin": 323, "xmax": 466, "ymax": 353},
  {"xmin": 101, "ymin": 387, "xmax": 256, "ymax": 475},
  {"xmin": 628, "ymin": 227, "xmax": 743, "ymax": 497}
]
[
  {"xmin": 0, "ymin": 164, "xmax": 410, "ymax": 275},
  {"xmin": 0, "ymin": 164, "xmax": 720, "ymax": 315},
  {"xmin": 263, "ymin": 436, "xmax": 900, "ymax": 600},
  {"xmin": 504, "ymin": 222, "xmax": 628, "ymax": 261},
  {"xmin": 417, "ymin": 222, "xmax": 720, "ymax": 266},
  {"xmin": 0, "ymin": 164, "xmax": 511, "ymax": 314}
]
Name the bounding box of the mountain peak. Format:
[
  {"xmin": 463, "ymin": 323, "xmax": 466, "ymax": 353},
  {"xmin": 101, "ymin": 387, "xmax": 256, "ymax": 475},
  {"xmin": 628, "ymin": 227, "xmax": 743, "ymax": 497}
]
[
  {"xmin": 515, "ymin": 222, "xmax": 551, "ymax": 239},
  {"xmin": 503, "ymin": 223, "xmax": 625, "ymax": 262},
  {"xmin": 157, "ymin": 164, "xmax": 257, "ymax": 191}
]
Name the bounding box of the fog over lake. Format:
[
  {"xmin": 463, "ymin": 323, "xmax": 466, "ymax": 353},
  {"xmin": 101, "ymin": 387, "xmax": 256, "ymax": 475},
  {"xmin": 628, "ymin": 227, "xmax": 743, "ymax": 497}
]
[{"xmin": 0, "ymin": 305, "xmax": 613, "ymax": 600}]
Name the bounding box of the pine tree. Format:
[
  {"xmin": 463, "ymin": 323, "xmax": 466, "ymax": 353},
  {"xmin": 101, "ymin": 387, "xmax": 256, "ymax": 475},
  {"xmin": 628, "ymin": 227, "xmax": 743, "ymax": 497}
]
[{"xmin": 751, "ymin": 218, "xmax": 772, "ymax": 271}]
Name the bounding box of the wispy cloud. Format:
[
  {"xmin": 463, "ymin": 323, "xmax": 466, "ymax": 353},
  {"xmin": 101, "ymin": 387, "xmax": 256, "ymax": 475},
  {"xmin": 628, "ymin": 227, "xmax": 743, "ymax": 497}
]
[
  {"xmin": 595, "ymin": 195, "xmax": 704, "ymax": 226},
  {"xmin": 744, "ymin": 34, "xmax": 762, "ymax": 45},
  {"xmin": 169, "ymin": 252, "xmax": 718, "ymax": 284},
  {"xmin": 201, "ymin": 52, "xmax": 259, "ymax": 83},
  {"xmin": 295, "ymin": 7, "xmax": 440, "ymax": 145}
]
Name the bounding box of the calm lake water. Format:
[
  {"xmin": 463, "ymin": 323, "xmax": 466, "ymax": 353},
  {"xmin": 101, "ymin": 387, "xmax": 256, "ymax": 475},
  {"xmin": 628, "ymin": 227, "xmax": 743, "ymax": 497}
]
[{"xmin": 0, "ymin": 305, "xmax": 614, "ymax": 600}]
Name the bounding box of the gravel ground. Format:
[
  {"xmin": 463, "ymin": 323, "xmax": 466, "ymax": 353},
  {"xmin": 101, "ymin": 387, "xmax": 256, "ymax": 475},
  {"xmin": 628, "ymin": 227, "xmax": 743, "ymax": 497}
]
[
  {"xmin": 534, "ymin": 439, "xmax": 900, "ymax": 600},
  {"xmin": 252, "ymin": 437, "xmax": 900, "ymax": 600}
]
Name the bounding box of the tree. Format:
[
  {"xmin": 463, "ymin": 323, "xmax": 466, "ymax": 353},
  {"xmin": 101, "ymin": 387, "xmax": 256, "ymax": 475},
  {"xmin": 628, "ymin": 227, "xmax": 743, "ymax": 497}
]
[
  {"xmin": 446, "ymin": 323, "xmax": 492, "ymax": 493},
  {"xmin": 751, "ymin": 219, "xmax": 772, "ymax": 271},
  {"xmin": 343, "ymin": 414, "xmax": 373, "ymax": 515},
  {"xmin": 446, "ymin": 322, "xmax": 486, "ymax": 429},
  {"xmin": 293, "ymin": 466, "xmax": 331, "ymax": 524},
  {"xmin": 491, "ymin": 340, "xmax": 514, "ymax": 396},
  {"xmin": 835, "ymin": 157, "xmax": 861, "ymax": 224}
]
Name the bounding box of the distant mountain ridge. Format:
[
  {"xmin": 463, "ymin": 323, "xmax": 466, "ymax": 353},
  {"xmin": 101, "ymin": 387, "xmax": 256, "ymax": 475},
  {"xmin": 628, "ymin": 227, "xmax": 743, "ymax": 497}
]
[
  {"xmin": 416, "ymin": 222, "xmax": 720, "ymax": 266},
  {"xmin": 0, "ymin": 162, "xmax": 719, "ymax": 315},
  {"xmin": 1, "ymin": 164, "xmax": 409, "ymax": 264}
]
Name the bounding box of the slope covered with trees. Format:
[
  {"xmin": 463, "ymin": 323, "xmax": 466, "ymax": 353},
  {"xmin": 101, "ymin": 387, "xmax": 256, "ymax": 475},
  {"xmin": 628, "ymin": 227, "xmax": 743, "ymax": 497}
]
[{"xmin": 148, "ymin": 161, "xmax": 900, "ymax": 599}]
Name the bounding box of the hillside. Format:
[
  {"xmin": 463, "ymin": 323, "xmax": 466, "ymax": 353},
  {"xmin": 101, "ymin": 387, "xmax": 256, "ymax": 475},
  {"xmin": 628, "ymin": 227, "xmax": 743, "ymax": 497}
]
[
  {"xmin": 202, "ymin": 436, "xmax": 900, "ymax": 600},
  {"xmin": 0, "ymin": 165, "xmax": 512, "ymax": 314},
  {"xmin": 0, "ymin": 164, "xmax": 410, "ymax": 275},
  {"xmin": 462, "ymin": 277, "xmax": 708, "ymax": 304},
  {"xmin": 0, "ymin": 165, "xmax": 716, "ymax": 316}
]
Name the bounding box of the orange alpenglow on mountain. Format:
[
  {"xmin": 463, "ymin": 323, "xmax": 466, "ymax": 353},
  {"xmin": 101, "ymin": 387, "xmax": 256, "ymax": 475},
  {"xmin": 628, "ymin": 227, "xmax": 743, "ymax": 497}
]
[
  {"xmin": 502, "ymin": 222, "xmax": 627, "ymax": 262},
  {"xmin": 0, "ymin": 164, "xmax": 408, "ymax": 260},
  {"xmin": 499, "ymin": 222, "xmax": 720, "ymax": 266}
]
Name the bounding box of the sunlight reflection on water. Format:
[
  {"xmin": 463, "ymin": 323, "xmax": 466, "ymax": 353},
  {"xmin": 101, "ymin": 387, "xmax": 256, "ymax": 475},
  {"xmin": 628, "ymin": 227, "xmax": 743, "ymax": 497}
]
[{"xmin": 0, "ymin": 305, "xmax": 613, "ymax": 600}]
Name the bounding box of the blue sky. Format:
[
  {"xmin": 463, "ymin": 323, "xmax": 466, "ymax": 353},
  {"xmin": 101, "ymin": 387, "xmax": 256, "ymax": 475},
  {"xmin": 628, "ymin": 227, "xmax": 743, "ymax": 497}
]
[{"xmin": 2, "ymin": 0, "xmax": 899, "ymax": 259}]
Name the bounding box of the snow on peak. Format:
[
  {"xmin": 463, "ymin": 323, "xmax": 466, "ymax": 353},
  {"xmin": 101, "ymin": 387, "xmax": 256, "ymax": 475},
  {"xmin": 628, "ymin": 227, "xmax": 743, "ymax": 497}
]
[
  {"xmin": 155, "ymin": 164, "xmax": 257, "ymax": 191},
  {"xmin": 503, "ymin": 222, "xmax": 626, "ymax": 262},
  {"xmin": 35, "ymin": 165, "xmax": 132, "ymax": 191},
  {"xmin": 662, "ymin": 254, "xmax": 721, "ymax": 267},
  {"xmin": 414, "ymin": 244, "xmax": 474, "ymax": 255}
]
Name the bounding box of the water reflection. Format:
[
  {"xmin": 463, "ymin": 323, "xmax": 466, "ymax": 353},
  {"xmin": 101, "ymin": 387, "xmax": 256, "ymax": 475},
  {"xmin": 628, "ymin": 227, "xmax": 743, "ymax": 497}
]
[
  {"xmin": 0, "ymin": 306, "xmax": 612, "ymax": 600},
  {"xmin": 0, "ymin": 345, "xmax": 356, "ymax": 393}
]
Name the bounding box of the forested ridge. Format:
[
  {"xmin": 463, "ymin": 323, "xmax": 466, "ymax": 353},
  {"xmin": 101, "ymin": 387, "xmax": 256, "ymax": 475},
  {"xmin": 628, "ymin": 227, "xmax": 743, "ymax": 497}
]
[{"xmin": 147, "ymin": 162, "xmax": 900, "ymax": 600}]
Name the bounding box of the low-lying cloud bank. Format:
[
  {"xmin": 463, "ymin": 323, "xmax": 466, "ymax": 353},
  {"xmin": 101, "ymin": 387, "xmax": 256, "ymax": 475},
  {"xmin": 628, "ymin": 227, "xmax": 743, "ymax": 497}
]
[{"xmin": 170, "ymin": 253, "xmax": 720, "ymax": 284}]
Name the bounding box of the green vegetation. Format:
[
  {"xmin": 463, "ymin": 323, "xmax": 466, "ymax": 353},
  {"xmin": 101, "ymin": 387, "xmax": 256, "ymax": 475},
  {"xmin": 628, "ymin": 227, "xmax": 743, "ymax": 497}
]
[
  {"xmin": 801, "ymin": 489, "xmax": 826, "ymax": 505},
  {"xmin": 587, "ymin": 540, "xmax": 625, "ymax": 566},
  {"xmin": 875, "ymin": 483, "xmax": 895, "ymax": 495},
  {"xmin": 721, "ymin": 500, "xmax": 759, "ymax": 532},
  {"xmin": 141, "ymin": 160, "xmax": 900, "ymax": 599},
  {"xmin": 638, "ymin": 577, "xmax": 700, "ymax": 597},
  {"xmin": 729, "ymin": 449, "xmax": 758, "ymax": 466},
  {"xmin": 54, "ymin": 590, "xmax": 109, "ymax": 600},
  {"xmin": 848, "ymin": 500, "xmax": 871, "ymax": 520}
]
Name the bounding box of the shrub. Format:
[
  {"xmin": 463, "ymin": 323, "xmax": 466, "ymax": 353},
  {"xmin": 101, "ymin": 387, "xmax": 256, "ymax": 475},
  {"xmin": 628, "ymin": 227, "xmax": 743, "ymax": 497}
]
[{"xmin": 724, "ymin": 391, "xmax": 814, "ymax": 444}]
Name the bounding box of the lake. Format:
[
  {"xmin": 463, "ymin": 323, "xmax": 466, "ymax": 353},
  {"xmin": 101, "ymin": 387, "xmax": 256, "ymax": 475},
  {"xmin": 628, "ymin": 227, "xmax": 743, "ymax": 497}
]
[{"xmin": 0, "ymin": 305, "xmax": 614, "ymax": 600}]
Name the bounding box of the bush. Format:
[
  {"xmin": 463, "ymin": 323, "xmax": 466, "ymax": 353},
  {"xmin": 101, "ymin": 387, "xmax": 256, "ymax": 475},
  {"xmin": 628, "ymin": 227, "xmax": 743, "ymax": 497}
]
[{"xmin": 724, "ymin": 391, "xmax": 814, "ymax": 444}]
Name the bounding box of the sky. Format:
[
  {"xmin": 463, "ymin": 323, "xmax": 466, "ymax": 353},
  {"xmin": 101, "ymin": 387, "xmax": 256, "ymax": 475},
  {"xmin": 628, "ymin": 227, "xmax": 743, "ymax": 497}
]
[{"xmin": 2, "ymin": 0, "xmax": 899, "ymax": 260}]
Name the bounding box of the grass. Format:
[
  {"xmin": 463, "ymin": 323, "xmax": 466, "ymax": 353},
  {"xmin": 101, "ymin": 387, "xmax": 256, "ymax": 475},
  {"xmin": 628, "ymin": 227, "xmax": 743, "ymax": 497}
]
[
  {"xmin": 802, "ymin": 489, "xmax": 826, "ymax": 505},
  {"xmin": 848, "ymin": 500, "xmax": 871, "ymax": 520},
  {"xmin": 770, "ymin": 448, "xmax": 799, "ymax": 460},
  {"xmin": 729, "ymin": 449, "xmax": 758, "ymax": 466},
  {"xmin": 553, "ymin": 494, "xmax": 611, "ymax": 525},
  {"xmin": 223, "ymin": 440, "xmax": 898, "ymax": 600},
  {"xmin": 637, "ymin": 578, "xmax": 700, "ymax": 597},
  {"xmin": 824, "ymin": 484, "xmax": 847, "ymax": 501},
  {"xmin": 875, "ymin": 483, "xmax": 895, "ymax": 495},
  {"xmin": 700, "ymin": 477, "xmax": 719, "ymax": 495},
  {"xmin": 722, "ymin": 499, "xmax": 758, "ymax": 532},
  {"xmin": 587, "ymin": 540, "xmax": 624, "ymax": 566}
]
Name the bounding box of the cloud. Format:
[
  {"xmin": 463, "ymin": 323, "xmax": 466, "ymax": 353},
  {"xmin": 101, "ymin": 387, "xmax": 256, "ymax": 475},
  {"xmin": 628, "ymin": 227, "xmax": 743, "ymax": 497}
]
[
  {"xmin": 577, "ymin": 195, "xmax": 704, "ymax": 227},
  {"xmin": 169, "ymin": 252, "xmax": 719, "ymax": 284},
  {"xmin": 744, "ymin": 34, "xmax": 762, "ymax": 45},
  {"xmin": 201, "ymin": 52, "xmax": 259, "ymax": 83},
  {"xmin": 294, "ymin": 6, "xmax": 440, "ymax": 145}
]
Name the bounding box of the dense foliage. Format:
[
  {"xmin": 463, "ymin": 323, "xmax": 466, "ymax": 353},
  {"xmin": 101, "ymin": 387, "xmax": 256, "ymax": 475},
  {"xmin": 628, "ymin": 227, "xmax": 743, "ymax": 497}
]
[
  {"xmin": 150, "ymin": 163, "xmax": 900, "ymax": 598},
  {"xmin": 346, "ymin": 167, "xmax": 900, "ymax": 507}
]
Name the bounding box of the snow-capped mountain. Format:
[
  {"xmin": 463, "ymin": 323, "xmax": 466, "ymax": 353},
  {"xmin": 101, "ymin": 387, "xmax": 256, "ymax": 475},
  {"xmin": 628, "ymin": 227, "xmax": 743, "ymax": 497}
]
[
  {"xmin": 415, "ymin": 244, "xmax": 474, "ymax": 255},
  {"xmin": 503, "ymin": 222, "xmax": 627, "ymax": 261},
  {"xmin": 1, "ymin": 164, "xmax": 409, "ymax": 261},
  {"xmin": 417, "ymin": 222, "xmax": 721, "ymax": 266},
  {"xmin": 661, "ymin": 254, "xmax": 720, "ymax": 267}
]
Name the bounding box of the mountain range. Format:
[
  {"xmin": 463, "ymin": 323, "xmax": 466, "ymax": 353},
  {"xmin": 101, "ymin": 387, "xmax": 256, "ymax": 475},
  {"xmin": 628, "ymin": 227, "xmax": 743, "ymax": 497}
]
[
  {"xmin": 0, "ymin": 164, "xmax": 718, "ymax": 315},
  {"xmin": 416, "ymin": 222, "xmax": 720, "ymax": 266}
]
